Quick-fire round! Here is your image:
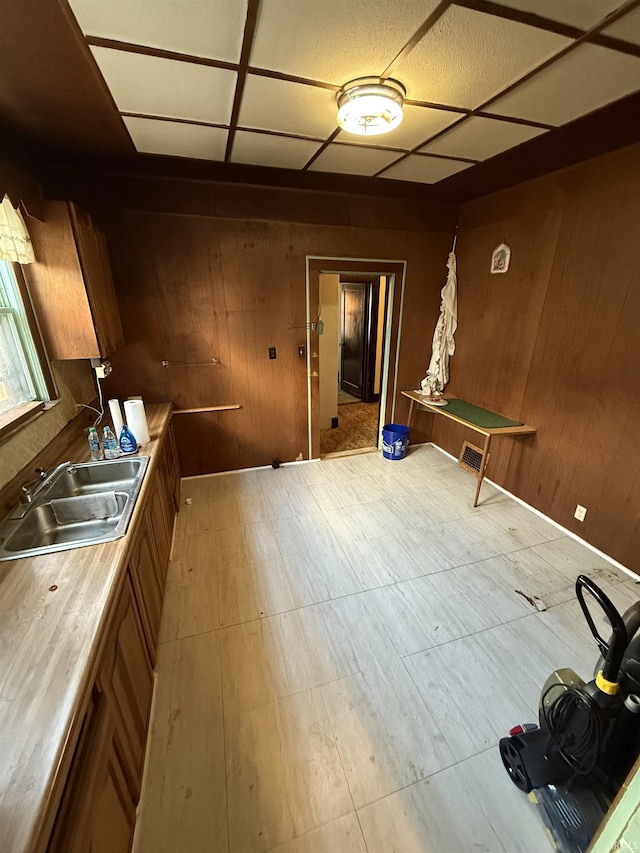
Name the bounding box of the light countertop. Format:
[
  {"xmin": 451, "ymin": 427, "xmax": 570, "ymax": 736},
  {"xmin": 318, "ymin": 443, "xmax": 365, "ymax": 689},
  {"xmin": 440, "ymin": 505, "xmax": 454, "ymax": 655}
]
[{"xmin": 0, "ymin": 403, "xmax": 173, "ymax": 853}]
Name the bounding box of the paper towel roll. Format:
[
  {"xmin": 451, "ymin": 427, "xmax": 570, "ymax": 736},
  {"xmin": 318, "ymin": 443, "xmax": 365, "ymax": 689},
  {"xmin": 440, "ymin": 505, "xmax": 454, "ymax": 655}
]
[
  {"xmin": 108, "ymin": 399, "xmax": 124, "ymax": 439},
  {"xmin": 123, "ymin": 399, "xmax": 150, "ymax": 446}
]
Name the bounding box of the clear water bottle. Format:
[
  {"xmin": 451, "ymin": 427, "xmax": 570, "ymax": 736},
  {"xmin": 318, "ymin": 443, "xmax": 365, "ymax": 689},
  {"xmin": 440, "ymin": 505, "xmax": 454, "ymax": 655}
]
[
  {"xmin": 102, "ymin": 425, "xmax": 119, "ymax": 459},
  {"xmin": 88, "ymin": 427, "xmax": 103, "ymax": 461}
]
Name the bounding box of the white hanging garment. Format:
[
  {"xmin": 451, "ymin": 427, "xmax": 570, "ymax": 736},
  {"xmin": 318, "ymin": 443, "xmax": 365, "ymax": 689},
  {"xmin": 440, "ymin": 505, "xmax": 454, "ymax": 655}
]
[{"xmin": 421, "ymin": 251, "xmax": 458, "ymax": 394}]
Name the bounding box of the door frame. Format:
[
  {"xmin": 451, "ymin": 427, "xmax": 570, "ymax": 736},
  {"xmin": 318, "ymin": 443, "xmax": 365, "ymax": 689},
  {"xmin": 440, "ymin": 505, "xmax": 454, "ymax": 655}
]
[{"xmin": 306, "ymin": 256, "xmax": 407, "ymax": 460}]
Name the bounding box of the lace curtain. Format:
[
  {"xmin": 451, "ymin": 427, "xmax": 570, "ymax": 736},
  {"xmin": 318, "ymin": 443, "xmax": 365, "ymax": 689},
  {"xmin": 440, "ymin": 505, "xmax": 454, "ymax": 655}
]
[{"xmin": 0, "ymin": 195, "xmax": 35, "ymax": 264}]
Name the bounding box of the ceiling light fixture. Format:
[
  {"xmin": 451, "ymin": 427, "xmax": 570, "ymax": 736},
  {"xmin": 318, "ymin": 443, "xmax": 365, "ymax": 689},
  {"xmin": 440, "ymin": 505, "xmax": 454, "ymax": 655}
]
[{"xmin": 336, "ymin": 77, "xmax": 405, "ymax": 137}]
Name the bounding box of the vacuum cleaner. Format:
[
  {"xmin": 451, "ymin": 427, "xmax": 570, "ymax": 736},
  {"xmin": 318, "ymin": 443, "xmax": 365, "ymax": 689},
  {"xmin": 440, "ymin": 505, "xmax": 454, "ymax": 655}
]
[{"xmin": 500, "ymin": 574, "xmax": 640, "ymax": 852}]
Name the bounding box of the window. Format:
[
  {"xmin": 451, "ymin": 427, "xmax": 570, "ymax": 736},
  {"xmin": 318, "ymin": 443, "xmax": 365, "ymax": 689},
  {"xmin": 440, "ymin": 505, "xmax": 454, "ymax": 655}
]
[{"xmin": 0, "ymin": 260, "xmax": 53, "ymax": 427}]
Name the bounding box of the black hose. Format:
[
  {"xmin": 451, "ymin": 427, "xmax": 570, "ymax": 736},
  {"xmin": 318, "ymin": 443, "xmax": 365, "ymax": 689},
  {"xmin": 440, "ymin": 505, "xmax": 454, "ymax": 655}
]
[
  {"xmin": 576, "ymin": 575, "xmax": 628, "ymax": 683},
  {"xmin": 541, "ymin": 683, "xmax": 603, "ymax": 776}
]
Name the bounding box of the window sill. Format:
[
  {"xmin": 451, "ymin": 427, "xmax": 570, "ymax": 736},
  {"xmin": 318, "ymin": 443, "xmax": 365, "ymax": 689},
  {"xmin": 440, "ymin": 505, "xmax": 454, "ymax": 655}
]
[{"xmin": 0, "ymin": 401, "xmax": 46, "ymax": 441}]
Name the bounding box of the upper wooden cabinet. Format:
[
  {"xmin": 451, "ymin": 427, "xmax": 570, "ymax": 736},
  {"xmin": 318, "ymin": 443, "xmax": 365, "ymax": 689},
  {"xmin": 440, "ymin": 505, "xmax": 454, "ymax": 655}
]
[{"xmin": 24, "ymin": 200, "xmax": 123, "ymax": 359}]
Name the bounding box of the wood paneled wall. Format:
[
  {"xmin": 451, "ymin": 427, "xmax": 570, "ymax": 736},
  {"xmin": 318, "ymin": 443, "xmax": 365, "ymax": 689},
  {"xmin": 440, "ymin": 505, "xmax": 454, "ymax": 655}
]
[
  {"xmin": 91, "ymin": 179, "xmax": 454, "ymax": 475},
  {"xmin": 0, "ymin": 157, "xmax": 43, "ymax": 219},
  {"xmin": 415, "ymin": 143, "xmax": 640, "ymax": 573}
]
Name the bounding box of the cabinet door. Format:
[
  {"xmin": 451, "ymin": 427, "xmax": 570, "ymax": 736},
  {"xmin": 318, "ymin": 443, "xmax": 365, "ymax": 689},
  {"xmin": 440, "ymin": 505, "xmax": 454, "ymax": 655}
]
[
  {"xmin": 24, "ymin": 201, "xmax": 101, "ymax": 359},
  {"xmin": 127, "ymin": 514, "xmax": 163, "ymax": 665},
  {"xmin": 98, "ymin": 574, "xmax": 153, "ymax": 799},
  {"xmin": 148, "ymin": 477, "xmax": 172, "ymax": 585},
  {"xmin": 48, "ymin": 694, "xmax": 136, "ymax": 853},
  {"xmin": 69, "ymin": 202, "xmax": 123, "ymax": 357},
  {"xmin": 165, "ymin": 422, "xmax": 181, "ymax": 511},
  {"xmin": 49, "ymin": 578, "xmax": 151, "ymax": 853},
  {"xmin": 87, "ymin": 746, "xmax": 136, "ymax": 853},
  {"xmin": 24, "ymin": 200, "xmax": 123, "ymax": 359}
]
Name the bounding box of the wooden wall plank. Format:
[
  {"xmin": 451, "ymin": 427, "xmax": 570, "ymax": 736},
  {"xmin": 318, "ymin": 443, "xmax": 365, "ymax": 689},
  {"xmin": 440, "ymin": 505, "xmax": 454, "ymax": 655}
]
[
  {"xmin": 172, "ymin": 411, "xmax": 241, "ymax": 475},
  {"xmin": 440, "ymin": 142, "xmax": 640, "ymax": 574},
  {"xmin": 49, "ymin": 168, "xmax": 454, "ymax": 233},
  {"xmin": 99, "ymin": 195, "xmax": 454, "ymax": 478},
  {"xmin": 422, "ymin": 203, "xmax": 561, "ymax": 485},
  {"xmin": 67, "ymin": 141, "xmax": 640, "ymax": 572}
]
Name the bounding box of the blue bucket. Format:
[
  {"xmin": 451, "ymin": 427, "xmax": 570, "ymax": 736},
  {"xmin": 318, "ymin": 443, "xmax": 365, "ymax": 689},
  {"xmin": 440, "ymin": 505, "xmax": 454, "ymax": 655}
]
[{"xmin": 382, "ymin": 423, "xmax": 409, "ymax": 460}]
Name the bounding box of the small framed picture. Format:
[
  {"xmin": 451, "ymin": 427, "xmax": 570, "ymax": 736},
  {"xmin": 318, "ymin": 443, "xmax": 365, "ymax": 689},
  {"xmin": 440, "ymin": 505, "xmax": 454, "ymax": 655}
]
[{"xmin": 490, "ymin": 243, "xmax": 511, "ymax": 274}]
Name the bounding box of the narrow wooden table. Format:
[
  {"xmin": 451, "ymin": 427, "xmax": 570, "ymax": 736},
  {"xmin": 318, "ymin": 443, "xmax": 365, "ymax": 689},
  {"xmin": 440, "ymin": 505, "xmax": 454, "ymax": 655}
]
[{"xmin": 402, "ymin": 390, "xmax": 536, "ymax": 506}]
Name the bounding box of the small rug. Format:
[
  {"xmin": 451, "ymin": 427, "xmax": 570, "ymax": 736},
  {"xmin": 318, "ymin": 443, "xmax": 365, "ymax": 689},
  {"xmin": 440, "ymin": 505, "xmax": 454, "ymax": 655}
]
[
  {"xmin": 338, "ymin": 389, "xmax": 361, "ymax": 405},
  {"xmin": 320, "ymin": 401, "xmax": 380, "ymax": 455}
]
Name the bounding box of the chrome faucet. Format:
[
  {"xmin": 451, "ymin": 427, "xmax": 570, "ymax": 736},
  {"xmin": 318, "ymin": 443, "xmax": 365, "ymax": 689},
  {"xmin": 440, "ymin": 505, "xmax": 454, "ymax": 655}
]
[
  {"xmin": 20, "ymin": 468, "xmax": 50, "ymax": 504},
  {"xmin": 9, "ymin": 462, "xmax": 71, "ymax": 520}
]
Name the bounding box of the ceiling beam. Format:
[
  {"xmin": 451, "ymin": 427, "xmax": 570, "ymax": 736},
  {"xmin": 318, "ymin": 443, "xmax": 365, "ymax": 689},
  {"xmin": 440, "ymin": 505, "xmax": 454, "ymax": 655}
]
[{"xmin": 224, "ymin": 0, "xmax": 261, "ymax": 163}]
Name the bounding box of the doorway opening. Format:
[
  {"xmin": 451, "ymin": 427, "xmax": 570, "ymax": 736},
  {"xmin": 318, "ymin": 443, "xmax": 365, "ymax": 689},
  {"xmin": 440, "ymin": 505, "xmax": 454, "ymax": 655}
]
[
  {"xmin": 305, "ymin": 257, "xmax": 407, "ymax": 461},
  {"xmin": 319, "ymin": 273, "xmax": 389, "ymax": 456}
]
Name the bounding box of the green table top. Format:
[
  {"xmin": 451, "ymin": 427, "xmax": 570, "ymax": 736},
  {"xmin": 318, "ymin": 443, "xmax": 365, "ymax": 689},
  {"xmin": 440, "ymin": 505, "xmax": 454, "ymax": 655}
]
[{"xmin": 433, "ymin": 398, "xmax": 522, "ymax": 429}]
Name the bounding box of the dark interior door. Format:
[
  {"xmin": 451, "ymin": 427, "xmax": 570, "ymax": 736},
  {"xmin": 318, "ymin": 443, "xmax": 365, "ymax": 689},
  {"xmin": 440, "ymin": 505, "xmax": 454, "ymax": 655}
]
[{"xmin": 340, "ymin": 282, "xmax": 369, "ymax": 399}]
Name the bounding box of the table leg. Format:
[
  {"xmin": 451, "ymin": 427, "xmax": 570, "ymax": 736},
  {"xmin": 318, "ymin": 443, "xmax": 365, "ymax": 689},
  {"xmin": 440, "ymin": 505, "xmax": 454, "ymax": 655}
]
[
  {"xmin": 474, "ymin": 434, "xmax": 491, "ymax": 507},
  {"xmin": 407, "ymin": 398, "xmax": 415, "ymax": 429}
]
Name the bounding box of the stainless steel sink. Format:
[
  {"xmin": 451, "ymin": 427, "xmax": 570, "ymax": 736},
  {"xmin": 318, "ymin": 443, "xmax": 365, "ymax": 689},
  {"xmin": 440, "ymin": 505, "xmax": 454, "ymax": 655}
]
[
  {"xmin": 47, "ymin": 458, "xmax": 148, "ymax": 499},
  {"xmin": 0, "ymin": 456, "xmax": 150, "ymax": 561}
]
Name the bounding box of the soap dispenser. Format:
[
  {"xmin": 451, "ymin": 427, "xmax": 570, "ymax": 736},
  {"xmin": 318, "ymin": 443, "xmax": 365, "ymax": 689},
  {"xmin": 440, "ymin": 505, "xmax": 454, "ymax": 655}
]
[{"xmin": 119, "ymin": 424, "xmax": 138, "ymax": 454}]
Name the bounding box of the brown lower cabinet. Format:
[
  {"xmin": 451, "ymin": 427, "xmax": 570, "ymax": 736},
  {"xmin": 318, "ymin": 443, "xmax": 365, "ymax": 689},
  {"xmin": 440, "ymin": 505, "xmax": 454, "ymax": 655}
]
[
  {"xmin": 164, "ymin": 423, "xmax": 181, "ymax": 513},
  {"xmin": 128, "ymin": 510, "xmax": 163, "ymax": 668},
  {"xmin": 47, "ymin": 439, "xmax": 178, "ymax": 853},
  {"xmin": 147, "ymin": 475, "xmax": 172, "ymax": 587},
  {"xmin": 48, "ymin": 576, "xmax": 150, "ymax": 853}
]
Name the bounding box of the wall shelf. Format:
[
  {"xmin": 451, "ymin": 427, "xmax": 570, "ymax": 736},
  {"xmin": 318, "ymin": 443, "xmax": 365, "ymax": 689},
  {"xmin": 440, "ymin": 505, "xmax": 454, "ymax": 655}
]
[{"xmin": 172, "ymin": 405, "xmax": 241, "ymax": 414}]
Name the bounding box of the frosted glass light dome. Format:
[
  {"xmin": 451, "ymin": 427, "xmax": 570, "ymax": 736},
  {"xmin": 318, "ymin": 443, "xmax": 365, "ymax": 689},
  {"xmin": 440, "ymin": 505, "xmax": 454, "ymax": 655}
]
[{"xmin": 336, "ymin": 77, "xmax": 405, "ymax": 137}]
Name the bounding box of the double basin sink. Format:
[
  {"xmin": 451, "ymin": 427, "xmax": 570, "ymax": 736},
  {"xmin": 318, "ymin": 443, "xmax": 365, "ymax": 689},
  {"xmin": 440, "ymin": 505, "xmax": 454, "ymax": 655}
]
[{"xmin": 0, "ymin": 456, "xmax": 150, "ymax": 562}]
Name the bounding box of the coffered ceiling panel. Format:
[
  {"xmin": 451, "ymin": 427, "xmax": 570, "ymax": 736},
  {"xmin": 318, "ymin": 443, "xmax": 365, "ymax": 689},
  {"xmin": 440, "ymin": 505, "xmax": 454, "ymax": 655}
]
[
  {"xmin": 487, "ymin": 0, "xmax": 624, "ymax": 30},
  {"xmin": 231, "ymin": 131, "xmax": 321, "ymax": 169},
  {"xmin": 489, "ymin": 44, "xmax": 640, "ymax": 126},
  {"xmin": 69, "ymin": 0, "xmax": 247, "ymax": 61},
  {"xmin": 249, "ymin": 0, "xmax": 439, "ymax": 85},
  {"xmin": 603, "ymin": 7, "xmax": 640, "ymax": 45},
  {"xmin": 4, "ymin": 0, "xmax": 640, "ymax": 200},
  {"xmin": 381, "ymin": 154, "xmax": 473, "ymax": 184},
  {"xmin": 420, "ymin": 116, "xmax": 547, "ymax": 161},
  {"xmin": 238, "ymin": 75, "xmax": 338, "ymax": 139},
  {"xmin": 123, "ymin": 116, "xmax": 229, "ymax": 160},
  {"xmin": 90, "ymin": 47, "xmax": 237, "ymax": 123},
  {"xmin": 394, "ymin": 5, "xmax": 570, "ymax": 108},
  {"xmin": 339, "ymin": 104, "xmax": 466, "ymax": 151},
  {"xmin": 308, "ymin": 143, "xmax": 401, "ymax": 176}
]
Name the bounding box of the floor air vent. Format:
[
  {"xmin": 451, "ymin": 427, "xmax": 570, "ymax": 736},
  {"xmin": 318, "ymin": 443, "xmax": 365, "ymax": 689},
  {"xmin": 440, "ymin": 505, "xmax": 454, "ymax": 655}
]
[{"xmin": 459, "ymin": 441, "xmax": 485, "ymax": 475}]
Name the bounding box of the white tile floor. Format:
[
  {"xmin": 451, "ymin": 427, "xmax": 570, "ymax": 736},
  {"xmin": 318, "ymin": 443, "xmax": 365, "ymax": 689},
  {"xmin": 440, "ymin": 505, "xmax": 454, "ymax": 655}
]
[{"xmin": 133, "ymin": 444, "xmax": 640, "ymax": 853}]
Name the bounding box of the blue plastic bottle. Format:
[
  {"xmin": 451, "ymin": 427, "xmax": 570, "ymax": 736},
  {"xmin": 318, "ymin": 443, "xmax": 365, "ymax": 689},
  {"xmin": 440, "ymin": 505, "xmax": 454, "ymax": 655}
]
[{"xmin": 119, "ymin": 424, "xmax": 138, "ymax": 454}]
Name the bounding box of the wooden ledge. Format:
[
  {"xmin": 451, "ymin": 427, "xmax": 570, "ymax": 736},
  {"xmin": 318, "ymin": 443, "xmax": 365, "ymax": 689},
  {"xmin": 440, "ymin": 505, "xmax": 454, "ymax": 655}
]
[{"xmin": 0, "ymin": 400, "xmax": 45, "ymax": 440}]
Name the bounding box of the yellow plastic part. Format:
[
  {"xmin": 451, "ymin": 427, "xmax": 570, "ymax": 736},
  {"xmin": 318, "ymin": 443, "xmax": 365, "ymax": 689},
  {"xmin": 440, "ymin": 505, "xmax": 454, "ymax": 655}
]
[{"xmin": 596, "ymin": 670, "xmax": 619, "ymax": 695}]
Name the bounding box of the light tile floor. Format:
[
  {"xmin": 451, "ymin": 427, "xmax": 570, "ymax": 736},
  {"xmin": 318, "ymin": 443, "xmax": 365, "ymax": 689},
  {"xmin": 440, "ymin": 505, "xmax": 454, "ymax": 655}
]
[{"xmin": 133, "ymin": 444, "xmax": 640, "ymax": 853}]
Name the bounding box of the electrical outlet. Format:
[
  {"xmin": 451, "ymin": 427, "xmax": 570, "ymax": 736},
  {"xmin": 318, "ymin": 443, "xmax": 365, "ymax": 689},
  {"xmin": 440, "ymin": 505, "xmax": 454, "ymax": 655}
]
[
  {"xmin": 574, "ymin": 504, "xmax": 587, "ymax": 522},
  {"xmin": 90, "ymin": 358, "xmax": 111, "ymax": 379},
  {"xmin": 269, "ymin": 346, "xmax": 277, "ymax": 360}
]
